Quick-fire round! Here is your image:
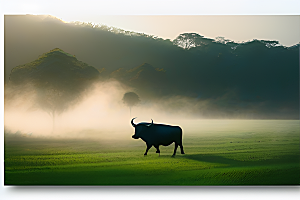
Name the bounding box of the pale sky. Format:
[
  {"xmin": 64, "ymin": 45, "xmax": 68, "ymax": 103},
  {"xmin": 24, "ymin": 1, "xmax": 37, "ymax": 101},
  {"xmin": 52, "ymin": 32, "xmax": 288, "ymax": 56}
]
[{"xmin": 67, "ymin": 15, "xmax": 300, "ymax": 46}]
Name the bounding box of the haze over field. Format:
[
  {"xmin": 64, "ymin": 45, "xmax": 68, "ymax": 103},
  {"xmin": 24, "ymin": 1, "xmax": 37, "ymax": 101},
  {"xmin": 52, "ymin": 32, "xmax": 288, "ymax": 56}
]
[{"xmin": 4, "ymin": 15, "xmax": 299, "ymax": 138}]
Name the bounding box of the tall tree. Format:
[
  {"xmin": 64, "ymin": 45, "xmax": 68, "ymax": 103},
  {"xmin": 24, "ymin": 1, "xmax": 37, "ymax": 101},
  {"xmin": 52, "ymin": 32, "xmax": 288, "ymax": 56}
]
[
  {"xmin": 122, "ymin": 92, "xmax": 140, "ymax": 117},
  {"xmin": 9, "ymin": 48, "xmax": 100, "ymax": 133}
]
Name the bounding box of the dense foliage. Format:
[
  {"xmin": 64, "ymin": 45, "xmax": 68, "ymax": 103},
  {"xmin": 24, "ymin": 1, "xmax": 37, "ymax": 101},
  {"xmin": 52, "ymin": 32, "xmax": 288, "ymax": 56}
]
[{"xmin": 8, "ymin": 48, "xmax": 100, "ymax": 131}]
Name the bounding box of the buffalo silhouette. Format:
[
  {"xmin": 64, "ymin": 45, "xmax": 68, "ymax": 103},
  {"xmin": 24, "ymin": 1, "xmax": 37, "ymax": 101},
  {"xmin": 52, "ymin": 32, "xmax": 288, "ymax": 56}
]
[{"xmin": 131, "ymin": 118, "xmax": 185, "ymax": 156}]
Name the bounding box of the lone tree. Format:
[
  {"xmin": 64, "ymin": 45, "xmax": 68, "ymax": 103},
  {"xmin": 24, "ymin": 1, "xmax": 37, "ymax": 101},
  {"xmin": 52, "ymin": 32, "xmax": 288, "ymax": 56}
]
[
  {"xmin": 8, "ymin": 48, "xmax": 100, "ymax": 133},
  {"xmin": 122, "ymin": 92, "xmax": 140, "ymax": 117}
]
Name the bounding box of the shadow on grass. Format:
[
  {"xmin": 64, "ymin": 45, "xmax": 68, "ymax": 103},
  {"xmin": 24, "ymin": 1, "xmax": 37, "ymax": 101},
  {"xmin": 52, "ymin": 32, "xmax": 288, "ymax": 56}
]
[
  {"xmin": 181, "ymin": 153, "xmax": 300, "ymax": 168},
  {"xmin": 182, "ymin": 154, "xmax": 242, "ymax": 166}
]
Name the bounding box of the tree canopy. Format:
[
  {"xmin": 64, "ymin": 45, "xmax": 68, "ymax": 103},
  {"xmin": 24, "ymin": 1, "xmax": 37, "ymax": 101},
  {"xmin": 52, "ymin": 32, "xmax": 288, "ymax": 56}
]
[
  {"xmin": 122, "ymin": 92, "xmax": 141, "ymax": 108},
  {"xmin": 8, "ymin": 48, "xmax": 100, "ymax": 132}
]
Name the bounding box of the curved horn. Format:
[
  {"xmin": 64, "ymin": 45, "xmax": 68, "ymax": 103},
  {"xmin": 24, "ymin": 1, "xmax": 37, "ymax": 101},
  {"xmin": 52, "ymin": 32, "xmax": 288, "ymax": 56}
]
[
  {"xmin": 131, "ymin": 117, "xmax": 137, "ymax": 127},
  {"xmin": 147, "ymin": 119, "xmax": 153, "ymax": 127}
]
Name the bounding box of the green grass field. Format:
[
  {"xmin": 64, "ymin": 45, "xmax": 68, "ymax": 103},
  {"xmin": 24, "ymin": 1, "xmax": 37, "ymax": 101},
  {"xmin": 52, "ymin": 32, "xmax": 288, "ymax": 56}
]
[{"xmin": 4, "ymin": 120, "xmax": 300, "ymax": 185}]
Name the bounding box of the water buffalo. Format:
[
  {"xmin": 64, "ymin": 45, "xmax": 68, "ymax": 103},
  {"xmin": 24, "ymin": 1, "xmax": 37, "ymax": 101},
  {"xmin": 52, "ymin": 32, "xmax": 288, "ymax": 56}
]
[{"xmin": 131, "ymin": 118, "xmax": 185, "ymax": 156}]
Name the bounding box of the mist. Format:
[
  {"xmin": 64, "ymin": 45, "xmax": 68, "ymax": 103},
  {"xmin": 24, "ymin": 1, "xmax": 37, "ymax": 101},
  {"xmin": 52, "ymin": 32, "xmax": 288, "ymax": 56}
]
[
  {"xmin": 3, "ymin": 79, "xmax": 196, "ymax": 139},
  {"xmin": 3, "ymin": 81, "xmax": 196, "ymax": 138},
  {"xmin": 6, "ymin": 75, "xmax": 295, "ymax": 142},
  {"xmin": 5, "ymin": 80, "xmax": 125, "ymax": 138}
]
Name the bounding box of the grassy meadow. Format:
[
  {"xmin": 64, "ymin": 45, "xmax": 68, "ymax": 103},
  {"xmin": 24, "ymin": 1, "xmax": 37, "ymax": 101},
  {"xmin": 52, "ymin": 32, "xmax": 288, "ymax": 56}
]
[{"xmin": 4, "ymin": 120, "xmax": 300, "ymax": 185}]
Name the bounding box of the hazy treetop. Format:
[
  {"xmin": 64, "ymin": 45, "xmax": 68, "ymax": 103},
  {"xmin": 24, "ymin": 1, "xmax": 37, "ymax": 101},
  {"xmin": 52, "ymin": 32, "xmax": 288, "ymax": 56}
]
[{"xmin": 122, "ymin": 92, "xmax": 141, "ymax": 108}]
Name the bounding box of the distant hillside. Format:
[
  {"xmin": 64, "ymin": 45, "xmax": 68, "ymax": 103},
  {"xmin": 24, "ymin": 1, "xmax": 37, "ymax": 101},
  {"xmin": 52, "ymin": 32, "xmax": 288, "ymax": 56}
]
[
  {"xmin": 9, "ymin": 48, "xmax": 99, "ymax": 87},
  {"xmin": 4, "ymin": 15, "xmax": 299, "ymax": 119},
  {"xmin": 110, "ymin": 63, "xmax": 169, "ymax": 98},
  {"xmin": 4, "ymin": 15, "xmax": 181, "ymax": 83}
]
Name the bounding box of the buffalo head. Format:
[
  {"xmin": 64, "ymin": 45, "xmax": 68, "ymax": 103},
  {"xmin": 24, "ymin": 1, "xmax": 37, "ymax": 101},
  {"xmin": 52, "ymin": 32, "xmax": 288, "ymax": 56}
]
[{"xmin": 131, "ymin": 117, "xmax": 153, "ymax": 139}]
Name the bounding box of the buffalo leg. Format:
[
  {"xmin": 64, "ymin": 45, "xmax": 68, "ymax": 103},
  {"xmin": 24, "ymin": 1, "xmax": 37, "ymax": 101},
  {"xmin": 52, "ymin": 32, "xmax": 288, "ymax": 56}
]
[
  {"xmin": 144, "ymin": 144, "xmax": 152, "ymax": 156},
  {"xmin": 180, "ymin": 144, "xmax": 185, "ymax": 154},
  {"xmin": 154, "ymin": 145, "xmax": 160, "ymax": 156},
  {"xmin": 172, "ymin": 143, "xmax": 179, "ymax": 156}
]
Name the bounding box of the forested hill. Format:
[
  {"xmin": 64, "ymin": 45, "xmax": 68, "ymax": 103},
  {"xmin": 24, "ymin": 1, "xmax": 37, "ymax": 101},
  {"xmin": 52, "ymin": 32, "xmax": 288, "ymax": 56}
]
[
  {"xmin": 7, "ymin": 48, "xmax": 100, "ymax": 118},
  {"xmin": 5, "ymin": 15, "xmax": 299, "ymax": 119}
]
